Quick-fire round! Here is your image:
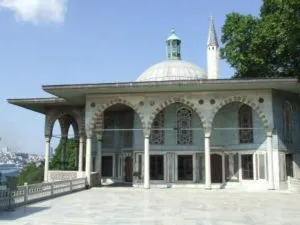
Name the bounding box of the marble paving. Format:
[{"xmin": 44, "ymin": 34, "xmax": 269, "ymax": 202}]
[{"xmin": 0, "ymin": 188, "xmax": 300, "ymax": 225}]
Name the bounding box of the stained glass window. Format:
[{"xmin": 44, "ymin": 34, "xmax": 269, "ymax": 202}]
[
  {"xmin": 238, "ymin": 104, "xmax": 253, "ymax": 144},
  {"xmin": 177, "ymin": 107, "xmax": 192, "ymax": 145},
  {"xmin": 150, "ymin": 111, "xmax": 164, "ymax": 145}
]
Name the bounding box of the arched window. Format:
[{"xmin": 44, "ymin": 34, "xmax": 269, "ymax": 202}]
[
  {"xmin": 103, "ymin": 116, "xmax": 115, "ymax": 148},
  {"xmin": 238, "ymin": 104, "xmax": 253, "ymax": 144},
  {"xmin": 283, "ymin": 101, "xmax": 293, "ymax": 142},
  {"xmin": 177, "ymin": 107, "xmax": 192, "ymax": 145},
  {"xmin": 150, "ymin": 111, "xmax": 164, "ymax": 145}
]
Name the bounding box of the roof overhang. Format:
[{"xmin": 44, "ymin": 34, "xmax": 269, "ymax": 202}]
[
  {"xmin": 7, "ymin": 98, "xmax": 83, "ymax": 114},
  {"xmin": 42, "ymin": 78, "xmax": 300, "ymax": 100}
]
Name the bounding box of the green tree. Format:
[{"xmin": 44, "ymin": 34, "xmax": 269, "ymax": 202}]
[
  {"xmin": 17, "ymin": 162, "xmax": 44, "ymax": 185},
  {"xmin": 221, "ymin": 0, "xmax": 300, "ymax": 78},
  {"xmin": 50, "ymin": 138, "xmax": 77, "ymax": 171}
]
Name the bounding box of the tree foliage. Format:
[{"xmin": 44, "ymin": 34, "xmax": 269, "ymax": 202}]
[
  {"xmin": 17, "ymin": 162, "xmax": 44, "ymax": 185},
  {"xmin": 50, "ymin": 138, "xmax": 77, "ymax": 171},
  {"xmin": 221, "ymin": 0, "xmax": 300, "ymax": 78},
  {"xmin": 16, "ymin": 138, "xmax": 77, "ymax": 185}
]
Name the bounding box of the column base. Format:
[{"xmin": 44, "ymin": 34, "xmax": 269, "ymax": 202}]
[{"xmin": 205, "ymin": 187, "xmax": 212, "ymax": 190}]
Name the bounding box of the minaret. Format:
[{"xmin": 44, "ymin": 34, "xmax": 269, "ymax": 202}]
[
  {"xmin": 207, "ymin": 16, "xmax": 219, "ymax": 79},
  {"xmin": 166, "ymin": 28, "xmax": 181, "ymax": 60}
]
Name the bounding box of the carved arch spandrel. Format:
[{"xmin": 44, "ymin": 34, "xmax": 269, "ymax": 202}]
[
  {"xmin": 209, "ymin": 96, "xmax": 271, "ymax": 133},
  {"xmin": 148, "ymin": 96, "xmax": 206, "ymax": 129},
  {"xmin": 45, "ymin": 108, "xmax": 85, "ymax": 138},
  {"xmin": 89, "ymin": 98, "xmax": 147, "ymax": 135}
]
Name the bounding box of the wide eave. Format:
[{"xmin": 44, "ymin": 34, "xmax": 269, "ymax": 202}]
[
  {"xmin": 7, "ymin": 97, "xmax": 83, "ymax": 114},
  {"xmin": 8, "ymin": 78, "xmax": 300, "ymax": 114},
  {"xmin": 41, "ymin": 78, "xmax": 300, "ymax": 100}
]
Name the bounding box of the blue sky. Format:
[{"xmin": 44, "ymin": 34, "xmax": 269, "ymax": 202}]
[{"xmin": 0, "ymin": 0, "xmax": 262, "ymax": 154}]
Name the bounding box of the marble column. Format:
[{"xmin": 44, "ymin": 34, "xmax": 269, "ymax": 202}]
[
  {"xmin": 144, "ymin": 135, "xmax": 150, "ymax": 189},
  {"xmin": 222, "ymin": 153, "xmax": 225, "ymax": 183},
  {"xmin": 85, "ymin": 136, "xmax": 92, "ymax": 187},
  {"xmin": 96, "ymin": 133, "xmax": 103, "ymax": 177},
  {"xmin": 267, "ymin": 131, "xmax": 275, "ymax": 190},
  {"xmin": 61, "ymin": 136, "xmax": 67, "ymax": 170},
  {"xmin": 44, "ymin": 136, "xmax": 51, "ymax": 182},
  {"xmin": 78, "ymin": 137, "xmax": 85, "ymax": 172},
  {"xmin": 204, "ymin": 133, "xmax": 211, "ymax": 189}
]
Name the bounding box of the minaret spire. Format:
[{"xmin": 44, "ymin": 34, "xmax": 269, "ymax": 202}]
[
  {"xmin": 207, "ymin": 16, "xmax": 219, "ymax": 79},
  {"xmin": 207, "ymin": 15, "xmax": 219, "ymax": 48},
  {"xmin": 166, "ymin": 28, "xmax": 181, "ymax": 60}
]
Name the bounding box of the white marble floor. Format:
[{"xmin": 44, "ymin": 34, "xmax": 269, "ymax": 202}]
[{"xmin": 0, "ymin": 188, "xmax": 300, "ymax": 225}]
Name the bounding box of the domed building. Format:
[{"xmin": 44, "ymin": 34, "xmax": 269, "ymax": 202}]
[{"xmin": 8, "ymin": 18, "xmax": 300, "ymax": 191}]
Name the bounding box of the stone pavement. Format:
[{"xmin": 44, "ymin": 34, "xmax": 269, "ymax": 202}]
[{"xmin": 0, "ymin": 187, "xmax": 300, "ymax": 225}]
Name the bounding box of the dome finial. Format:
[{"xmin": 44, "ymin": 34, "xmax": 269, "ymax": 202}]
[{"xmin": 166, "ymin": 28, "xmax": 181, "ymax": 60}]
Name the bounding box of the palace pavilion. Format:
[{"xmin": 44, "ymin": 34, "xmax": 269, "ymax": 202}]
[{"xmin": 8, "ymin": 19, "xmax": 300, "ymax": 190}]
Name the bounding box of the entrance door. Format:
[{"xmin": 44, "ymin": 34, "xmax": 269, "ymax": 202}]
[
  {"xmin": 124, "ymin": 157, "xmax": 133, "ymax": 182},
  {"xmin": 210, "ymin": 154, "xmax": 222, "ymax": 183}
]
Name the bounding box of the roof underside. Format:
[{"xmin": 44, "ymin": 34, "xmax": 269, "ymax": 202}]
[
  {"xmin": 7, "ymin": 98, "xmax": 83, "ymax": 114},
  {"xmin": 8, "ymin": 78, "xmax": 300, "ymax": 114}
]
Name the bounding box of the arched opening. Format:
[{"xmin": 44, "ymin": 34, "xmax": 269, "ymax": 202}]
[
  {"xmin": 49, "ymin": 114, "xmax": 80, "ymax": 172},
  {"xmin": 149, "ymin": 102, "xmax": 204, "ymax": 183},
  {"xmin": 211, "ymin": 101, "xmax": 267, "ymax": 182},
  {"xmin": 97, "ymin": 103, "xmax": 143, "ymax": 184}
]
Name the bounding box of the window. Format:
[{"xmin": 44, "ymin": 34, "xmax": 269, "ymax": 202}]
[
  {"xmin": 150, "ymin": 155, "xmax": 164, "ymax": 180},
  {"xmin": 286, "ymin": 154, "xmax": 293, "ymax": 177},
  {"xmin": 238, "ymin": 104, "xmax": 253, "ymax": 143},
  {"xmin": 150, "ymin": 111, "xmax": 164, "ymax": 145},
  {"xmin": 103, "ymin": 116, "xmax": 115, "ymax": 148},
  {"xmin": 102, "ymin": 156, "xmax": 113, "ymax": 177},
  {"xmin": 177, "ymin": 107, "xmax": 192, "ymax": 145},
  {"xmin": 178, "ymin": 155, "xmax": 193, "ymax": 180},
  {"xmin": 241, "ymin": 154, "xmax": 253, "ymax": 180},
  {"xmin": 283, "ymin": 101, "xmax": 293, "ymax": 142}
]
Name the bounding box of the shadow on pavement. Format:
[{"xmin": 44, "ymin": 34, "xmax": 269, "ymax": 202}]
[{"xmin": 0, "ymin": 206, "xmax": 50, "ymax": 221}]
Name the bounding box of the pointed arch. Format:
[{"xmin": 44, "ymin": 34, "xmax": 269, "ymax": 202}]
[
  {"xmin": 148, "ymin": 97, "xmax": 205, "ymax": 129},
  {"xmin": 89, "ymin": 98, "xmax": 146, "ymax": 133},
  {"xmin": 45, "ymin": 108, "xmax": 85, "ymax": 138},
  {"xmin": 209, "ymin": 96, "xmax": 270, "ymax": 132}
]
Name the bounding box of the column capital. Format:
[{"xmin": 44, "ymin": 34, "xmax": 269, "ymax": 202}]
[
  {"xmin": 45, "ymin": 136, "xmax": 51, "ymax": 142},
  {"xmin": 266, "ymin": 127, "xmax": 274, "ymax": 137},
  {"xmin": 204, "ymin": 126, "xmax": 212, "ymax": 138},
  {"xmin": 86, "ymin": 130, "xmax": 93, "ymax": 139},
  {"xmin": 79, "ymin": 136, "xmax": 86, "ymax": 143},
  {"xmin": 96, "ymin": 133, "xmax": 103, "ymax": 142}
]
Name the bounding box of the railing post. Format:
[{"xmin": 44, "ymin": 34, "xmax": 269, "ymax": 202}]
[
  {"xmin": 24, "ymin": 182, "xmax": 28, "ymax": 205},
  {"xmin": 70, "ymin": 180, "xmax": 73, "ymax": 192},
  {"xmin": 50, "ymin": 183, "xmax": 54, "ymax": 196}
]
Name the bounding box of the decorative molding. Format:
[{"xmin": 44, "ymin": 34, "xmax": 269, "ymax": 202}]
[
  {"xmin": 148, "ymin": 96, "xmax": 206, "ymax": 129},
  {"xmin": 89, "ymin": 98, "xmax": 146, "ymax": 134},
  {"xmin": 209, "ymin": 96, "xmax": 271, "ymax": 131}
]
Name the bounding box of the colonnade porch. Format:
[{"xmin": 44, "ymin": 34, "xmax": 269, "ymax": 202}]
[{"xmin": 43, "ymin": 131, "xmax": 276, "ymax": 190}]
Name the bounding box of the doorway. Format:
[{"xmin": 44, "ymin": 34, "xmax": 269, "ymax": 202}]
[
  {"xmin": 210, "ymin": 154, "xmax": 222, "ymax": 183},
  {"xmin": 124, "ymin": 156, "xmax": 133, "ymax": 182},
  {"xmin": 178, "ymin": 155, "xmax": 193, "ymax": 181}
]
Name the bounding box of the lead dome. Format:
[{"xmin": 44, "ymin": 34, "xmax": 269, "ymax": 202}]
[{"xmin": 136, "ymin": 28, "xmax": 210, "ymax": 82}]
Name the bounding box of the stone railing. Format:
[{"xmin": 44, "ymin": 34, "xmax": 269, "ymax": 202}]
[
  {"xmin": 48, "ymin": 170, "xmax": 85, "ymax": 182},
  {"xmin": 287, "ymin": 176, "xmax": 300, "ymax": 193},
  {"xmin": 0, "ymin": 178, "xmax": 86, "ymax": 211}
]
